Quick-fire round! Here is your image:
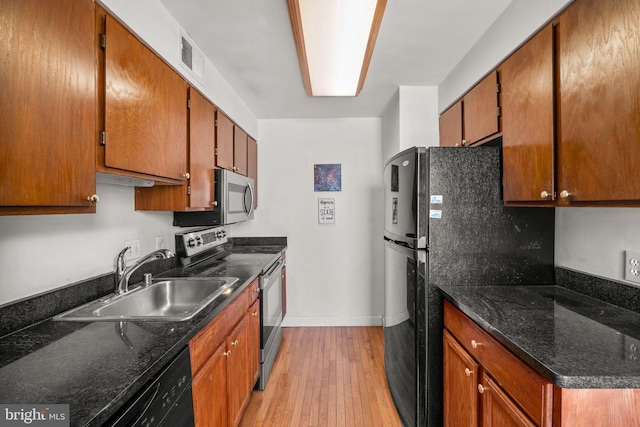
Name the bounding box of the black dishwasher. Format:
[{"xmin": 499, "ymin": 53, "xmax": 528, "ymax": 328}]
[{"xmin": 106, "ymin": 347, "xmax": 194, "ymax": 427}]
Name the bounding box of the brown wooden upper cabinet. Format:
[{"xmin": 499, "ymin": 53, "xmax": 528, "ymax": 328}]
[
  {"xmin": 439, "ymin": 101, "xmax": 463, "ymax": 147},
  {"xmin": 464, "ymin": 71, "xmax": 501, "ymax": 145},
  {"xmin": 215, "ymin": 110, "xmax": 259, "ymax": 209},
  {"xmin": 501, "ymin": 25, "xmax": 555, "ymax": 205},
  {"xmin": 97, "ymin": 9, "xmax": 188, "ymax": 185},
  {"xmin": 0, "ymin": 0, "xmax": 97, "ymax": 215},
  {"xmin": 234, "ymin": 127, "xmax": 248, "ymax": 176},
  {"xmin": 215, "ymin": 111, "xmax": 235, "ymax": 171},
  {"xmin": 135, "ymin": 88, "xmax": 216, "ymax": 211},
  {"xmin": 247, "ymin": 136, "xmax": 258, "ymax": 209},
  {"xmin": 556, "ymin": 0, "xmax": 640, "ymax": 205},
  {"xmin": 502, "ymin": 0, "xmax": 640, "ymax": 206},
  {"xmin": 439, "ymin": 71, "xmax": 500, "ymax": 147}
]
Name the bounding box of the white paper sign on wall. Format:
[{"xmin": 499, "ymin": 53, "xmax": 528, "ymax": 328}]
[{"xmin": 318, "ymin": 198, "xmax": 335, "ymax": 224}]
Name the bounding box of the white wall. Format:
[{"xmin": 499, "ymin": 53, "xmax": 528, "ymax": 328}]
[
  {"xmin": 382, "ymin": 90, "xmax": 400, "ymax": 166},
  {"xmin": 0, "ymin": 185, "xmax": 181, "ymax": 304},
  {"xmin": 556, "ymin": 208, "xmax": 640, "ymax": 287},
  {"xmin": 232, "ymin": 118, "xmax": 384, "ymax": 326},
  {"xmin": 399, "ymin": 86, "xmax": 440, "ymax": 150},
  {"xmin": 438, "ymin": 0, "xmax": 572, "ymax": 112},
  {"xmin": 382, "ymin": 86, "xmax": 440, "ymax": 165}
]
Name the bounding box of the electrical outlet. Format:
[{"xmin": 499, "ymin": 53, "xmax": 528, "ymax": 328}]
[
  {"xmin": 624, "ymin": 250, "xmax": 640, "ymax": 284},
  {"xmin": 625, "ymin": 336, "xmax": 640, "ymax": 361},
  {"xmin": 124, "ymin": 239, "xmax": 141, "ymax": 261},
  {"xmin": 156, "ymin": 236, "xmax": 165, "ymax": 250}
]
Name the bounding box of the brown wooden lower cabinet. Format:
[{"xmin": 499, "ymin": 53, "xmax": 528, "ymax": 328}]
[
  {"xmin": 481, "ymin": 374, "xmax": 535, "ymax": 427},
  {"xmin": 444, "ymin": 300, "xmax": 640, "ymax": 427},
  {"xmin": 227, "ymin": 315, "xmax": 251, "ymax": 427},
  {"xmin": 249, "ymin": 299, "xmax": 261, "ymax": 386},
  {"xmin": 192, "ymin": 343, "xmax": 228, "ymax": 427},
  {"xmin": 443, "ymin": 330, "xmax": 479, "ymax": 427},
  {"xmin": 190, "ymin": 279, "xmax": 260, "ymax": 427}
]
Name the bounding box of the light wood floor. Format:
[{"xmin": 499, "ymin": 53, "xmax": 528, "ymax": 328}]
[{"xmin": 239, "ymin": 327, "xmax": 403, "ymax": 427}]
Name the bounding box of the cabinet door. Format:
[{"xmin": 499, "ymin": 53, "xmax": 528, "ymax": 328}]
[
  {"xmin": 247, "ymin": 136, "xmax": 258, "ymax": 209},
  {"xmin": 480, "ymin": 374, "xmax": 535, "ymax": 427},
  {"xmin": 557, "ymin": 0, "xmax": 640, "ymax": 203},
  {"xmin": 443, "ymin": 331, "xmax": 479, "ymax": 427},
  {"xmin": 439, "ymin": 101, "xmax": 463, "ymax": 147},
  {"xmin": 463, "ymin": 71, "xmax": 500, "ymax": 145},
  {"xmin": 216, "ymin": 111, "xmax": 235, "ymax": 171},
  {"xmin": 192, "ymin": 343, "xmax": 228, "ymax": 427},
  {"xmin": 227, "ymin": 315, "xmax": 251, "ymax": 427},
  {"xmin": 249, "ymin": 300, "xmax": 261, "ymax": 386},
  {"xmin": 0, "ymin": 0, "xmax": 96, "ymax": 214},
  {"xmin": 103, "ymin": 14, "xmax": 187, "ymax": 182},
  {"xmin": 501, "ymin": 25, "xmax": 555, "ymax": 205},
  {"xmin": 234, "ymin": 127, "xmax": 248, "ymax": 176},
  {"xmin": 134, "ymin": 88, "xmax": 216, "ymax": 211},
  {"xmin": 188, "ymin": 89, "xmax": 216, "ymax": 209}
]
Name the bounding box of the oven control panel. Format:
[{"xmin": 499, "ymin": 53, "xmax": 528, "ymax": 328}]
[{"xmin": 175, "ymin": 226, "xmax": 228, "ymax": 258}]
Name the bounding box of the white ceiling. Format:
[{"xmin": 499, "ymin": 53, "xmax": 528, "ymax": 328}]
[{"xmin": 158, "ymin": 0, "xmax": 513, "ymax": 120}]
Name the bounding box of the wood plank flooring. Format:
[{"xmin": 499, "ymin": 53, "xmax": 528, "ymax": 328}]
[{"xmin": 239, "ymin": 327, "xmax": 403, "ymax": 427}]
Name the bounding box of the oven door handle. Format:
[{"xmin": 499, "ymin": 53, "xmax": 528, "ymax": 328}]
[{"xmin": 262, "ymin": 257, "xmax": 284, "ymax": 285}]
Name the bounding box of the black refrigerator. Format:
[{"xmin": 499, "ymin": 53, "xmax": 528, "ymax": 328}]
[{"xmin": 383, "ymin": 146, "xmax": 555, "ymax": 426}]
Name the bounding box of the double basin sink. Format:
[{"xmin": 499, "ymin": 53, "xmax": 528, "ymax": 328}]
[{"xmin": 54, "ymin": 277, "xmax": 239, "ymax": 322}]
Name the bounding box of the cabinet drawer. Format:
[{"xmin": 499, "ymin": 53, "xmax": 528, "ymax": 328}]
[
  {"xmin": 444, "ymin": 300, "xmax": 553, "ymax": 426},
  {"xmin": 190, "ymin": 285, "xmax": 251, "ymax": 376}
]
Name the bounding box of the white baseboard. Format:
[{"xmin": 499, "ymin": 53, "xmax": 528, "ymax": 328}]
[{"xmin": 281, "ymin": 315, "xmax": 383, "ymax": 327}]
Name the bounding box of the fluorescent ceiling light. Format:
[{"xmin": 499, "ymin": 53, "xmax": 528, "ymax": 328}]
[{"xmin": 288, "ymin": 0, "xmax": 387, "ymax": 97}]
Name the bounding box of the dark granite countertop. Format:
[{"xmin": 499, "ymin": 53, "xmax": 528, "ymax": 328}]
[
  {"xmin": 438, "ymin": 283, "xmax": 640, "ymax": 388},
  {"xmin": 0, "ymin": 239, "xmax": 286, "ymax": 427}
]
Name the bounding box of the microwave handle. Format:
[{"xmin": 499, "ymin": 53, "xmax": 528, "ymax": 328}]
[{"xmin": 244, "ymin": 183, "xmax": 255, "ymax": 216}]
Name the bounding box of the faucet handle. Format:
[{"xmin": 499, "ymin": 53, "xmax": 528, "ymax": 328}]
[{"xmin": 115, "ymin": 247, "xmax": 130, "ymax": 274}]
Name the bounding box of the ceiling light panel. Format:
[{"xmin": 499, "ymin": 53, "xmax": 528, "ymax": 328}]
[{"xmin": 289, "ymin": 0, "xmax": 386, "ymax": 97}]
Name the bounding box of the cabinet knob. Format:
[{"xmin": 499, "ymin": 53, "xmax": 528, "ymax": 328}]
[
  {"xmin": 211, "ymin": 201, "xmax": 218, "ymax": 207},
  {"xmin": 540, "ymin": 191, "xmax": 551, "ymax": 199},
  {"xmin": 471, "ymin": 340, "xmax": 480, "ymax": 349},
  {"xmin": 87, "ymin": 194, "xmax": 100, "ymax": 204},
  {"xmin": 464, "ymin": 368, "xmax": 473, "ymax": 377},
  {"xmin": 252, "ymin": 310, "xmax": 258, "ymax": 317},
  {"xmin": 224, "ymin": 350, "xmax": 231, "ymax": 357},
  {"xmin": 560, "ymin": 190, "xmax": 571, "ymax": 199},
  {"xmin": 182, "ymin": 172, "xmax": 190, "ymax": 180},
  {"xmin": 461, "ymin": 139, "xmax": 468, "ymax": 147},
  {"xmin": 478, "ymin": 384, "xmax": 487, "ymax": 394}
]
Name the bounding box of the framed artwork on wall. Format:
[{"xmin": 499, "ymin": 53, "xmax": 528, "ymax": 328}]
[{"xmin": 314, "ymin": 164, "xmax": 341, "ymax": 192}]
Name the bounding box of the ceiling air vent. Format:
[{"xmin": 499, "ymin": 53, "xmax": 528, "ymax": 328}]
[{"xmin": 180, "ymin": 31, "xmax": 204, "ymax": 82}]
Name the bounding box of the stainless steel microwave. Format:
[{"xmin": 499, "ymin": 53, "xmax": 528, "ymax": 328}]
[{"xmin": 173, "ymin": 169, "xmax": 254, "ymax": 227}]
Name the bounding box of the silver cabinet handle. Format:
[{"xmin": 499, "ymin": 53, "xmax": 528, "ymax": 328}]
[{"xmin": 560, "ymin": 190, "xmax": 571, "ymax": 199}]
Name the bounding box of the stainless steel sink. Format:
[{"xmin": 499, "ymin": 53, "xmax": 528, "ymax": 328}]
[{"xmin": 53, "ymin": 277, "xmax": 239, "ymax": 322}]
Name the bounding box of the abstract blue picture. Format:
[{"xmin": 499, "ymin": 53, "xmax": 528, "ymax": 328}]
[{"xmin": 314, "ymin": 164, "xmax": 342, "ymax": 192}]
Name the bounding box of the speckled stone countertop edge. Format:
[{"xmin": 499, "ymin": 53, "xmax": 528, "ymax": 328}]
[
  {"xmin": 438, "ymin": 286, "xmax": 562, "ymax": 385},
  {"xmin": 437, "ymin": 282, "xmax": 640, "ymax": 389}
]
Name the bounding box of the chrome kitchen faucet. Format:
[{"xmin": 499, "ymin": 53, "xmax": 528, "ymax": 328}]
[{"xmin": 114, "ymin": 248, "xmax": 175, "ymax": 295}]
